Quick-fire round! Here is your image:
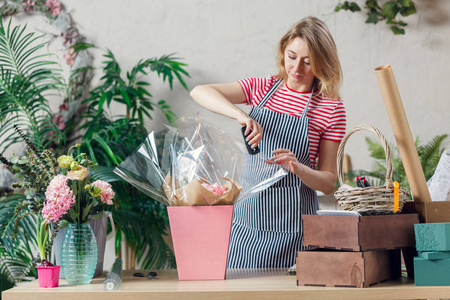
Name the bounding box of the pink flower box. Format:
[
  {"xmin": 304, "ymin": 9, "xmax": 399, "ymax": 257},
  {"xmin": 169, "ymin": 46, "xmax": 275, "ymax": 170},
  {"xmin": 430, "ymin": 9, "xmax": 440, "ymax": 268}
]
[
  {"xmin": 37, "ymin": 265, "xmax": 61, "ymax": 288},
  {"xmin": 168, "ymin": 205, "xmax": 233, "ymax": 281}
]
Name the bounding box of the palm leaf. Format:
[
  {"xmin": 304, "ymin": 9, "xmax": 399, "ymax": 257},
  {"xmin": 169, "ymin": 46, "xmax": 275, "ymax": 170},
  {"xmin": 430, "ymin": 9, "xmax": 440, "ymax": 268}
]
[
  {"xmin": 90, "ymin": 166, "xmax": 123, "ymax": 183},
  {"xmin": 0, "ymin": 193, "xmax": 38, "ymax": 292},
  {"xmin": 142, "ymin": 53, "xmax": 190, "ymax": 90},
  {"xmin": 0, "ymin": 18, "xmax": 66, "ymax": 152},
  {"xmin": 418, "ymin": 134, "xmax": 449, "ymax": 179},
  {"xmin": 354, "ymin": 135, "xmax": 449, "ymax": 193}
]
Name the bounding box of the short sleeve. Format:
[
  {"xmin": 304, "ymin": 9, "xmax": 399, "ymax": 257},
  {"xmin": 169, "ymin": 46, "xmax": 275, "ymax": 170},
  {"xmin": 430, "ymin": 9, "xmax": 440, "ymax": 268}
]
[
  {"xmin": 238, "ymin": 78, "xmax": 256, "ymax": 105},
  {"xmin": 321, "ymin": 100, "xmax": 346, "ymax": 141},
  {"xmin": 238, "ymin": 76, "xmax": 277, "ymax": 107}
]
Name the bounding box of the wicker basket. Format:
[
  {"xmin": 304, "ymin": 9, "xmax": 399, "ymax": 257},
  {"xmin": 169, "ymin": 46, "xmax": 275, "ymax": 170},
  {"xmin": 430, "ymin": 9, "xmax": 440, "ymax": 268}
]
[{"xmin": 334, "ymin": 124, "xmax": 409, "ymax": 215}]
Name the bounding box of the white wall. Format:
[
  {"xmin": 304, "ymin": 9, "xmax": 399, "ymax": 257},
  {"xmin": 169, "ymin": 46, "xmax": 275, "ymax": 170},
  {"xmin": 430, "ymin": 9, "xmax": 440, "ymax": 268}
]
[
  {"xmin": 8, "ymin": 0, "xmax": 450, "ymax": 175},
  {"xmin": 6, "ymin": 0, "xmax": 450, "ymax": 269}
]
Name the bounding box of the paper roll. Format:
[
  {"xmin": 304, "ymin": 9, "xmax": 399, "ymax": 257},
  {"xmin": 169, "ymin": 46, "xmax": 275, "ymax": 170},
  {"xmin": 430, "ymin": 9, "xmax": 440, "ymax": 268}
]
[{"xmin": 375, "ymin": 65, "xmax": 432, "ymax": 202}]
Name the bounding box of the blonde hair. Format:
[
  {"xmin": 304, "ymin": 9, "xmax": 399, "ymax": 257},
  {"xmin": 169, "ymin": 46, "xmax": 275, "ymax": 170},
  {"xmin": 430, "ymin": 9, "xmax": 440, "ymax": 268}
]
[{"xmin": 276, "ymin": 16, "xmax": 342, "ymax": 100}]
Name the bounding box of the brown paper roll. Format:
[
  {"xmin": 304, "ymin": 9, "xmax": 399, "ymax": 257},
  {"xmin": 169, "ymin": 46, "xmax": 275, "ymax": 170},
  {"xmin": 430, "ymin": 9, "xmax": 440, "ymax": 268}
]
[{"xmin": 374, "ymin": 65, "xmax": 431, "ymax": 202}]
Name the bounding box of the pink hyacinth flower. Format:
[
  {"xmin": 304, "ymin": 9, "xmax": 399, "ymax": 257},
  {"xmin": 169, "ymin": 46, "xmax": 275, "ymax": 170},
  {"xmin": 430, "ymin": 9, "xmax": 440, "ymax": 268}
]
[{"xmin": 42, "ymin": 175, "xmax": 76, "ymax": 224}]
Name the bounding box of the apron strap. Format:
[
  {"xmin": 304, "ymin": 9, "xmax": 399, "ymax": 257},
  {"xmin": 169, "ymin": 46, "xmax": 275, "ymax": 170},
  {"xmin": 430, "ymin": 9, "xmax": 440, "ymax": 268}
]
[
  {"xmin": 256, "ymin": 79, "xmax": 283, "ymax": 108},
  {"xmin": 301, "ymin": 86, "xmax": 315, "ymax": 118},
  {"xmin": 256, "ymin": 79, "xmax": 315, "ymax": 118}
]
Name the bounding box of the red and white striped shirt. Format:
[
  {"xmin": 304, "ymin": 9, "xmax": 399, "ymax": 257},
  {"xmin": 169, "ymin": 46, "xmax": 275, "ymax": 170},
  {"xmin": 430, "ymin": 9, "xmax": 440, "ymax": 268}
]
[{"xmin": 239, "ymin": 75, "xmax": 346, "ymax": 168}]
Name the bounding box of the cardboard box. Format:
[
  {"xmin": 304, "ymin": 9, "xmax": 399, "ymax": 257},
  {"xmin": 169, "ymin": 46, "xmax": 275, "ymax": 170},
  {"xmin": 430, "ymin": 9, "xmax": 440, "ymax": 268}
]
[
  {"xmin": 414, "ymin": 257, "xmax": 450, "ymax": 286},
  {"xmin": 167, "ymin": 205, "xmax": 233, "ymax": 281},
  {"xmin": 296, "ymin": 249, "xmax": 401, "ymax": 288},
  {"xmin": 403, "ymin": 201, "xmax": 450, "ymax": 223},
  {"xmin": 303, "ymin": 214, "xmax": 418, "ymax": 251}
]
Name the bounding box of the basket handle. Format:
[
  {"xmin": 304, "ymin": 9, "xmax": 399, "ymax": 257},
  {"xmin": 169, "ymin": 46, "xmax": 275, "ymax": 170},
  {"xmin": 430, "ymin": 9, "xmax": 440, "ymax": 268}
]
[{"xmin": 336, "ymin": 124, "xmax": 394, "ymax": 189}]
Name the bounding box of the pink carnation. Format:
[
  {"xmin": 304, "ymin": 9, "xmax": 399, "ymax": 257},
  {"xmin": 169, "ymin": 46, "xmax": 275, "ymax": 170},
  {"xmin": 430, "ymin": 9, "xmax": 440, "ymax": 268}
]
[
  {"xmin": 201, "ymin": 183, "xmax": 228, "ymax": 195},
  {"xmin": 42, "ymin": 175, "xmax": 76, "ymax": 224},
  {"xmin": 91, "ymin": 180, "xmax": 115, "ymax": 205}
]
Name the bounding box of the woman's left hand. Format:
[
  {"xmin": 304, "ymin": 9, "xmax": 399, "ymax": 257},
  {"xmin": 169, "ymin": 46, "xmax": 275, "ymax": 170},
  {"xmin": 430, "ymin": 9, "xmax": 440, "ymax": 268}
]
[{"xmin": 266, "ymin": 148, "xmax": 307, "ymax": 176}]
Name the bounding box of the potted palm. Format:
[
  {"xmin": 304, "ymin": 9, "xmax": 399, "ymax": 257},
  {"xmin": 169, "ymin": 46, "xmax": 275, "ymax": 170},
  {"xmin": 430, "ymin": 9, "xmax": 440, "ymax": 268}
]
[
  {"xmin": 0, "ymin": 17, "xmax": 67, "ymax": 288},
  {"xmin": 347, "ymin": 134, "xmax": 449, "ymax": 192}
]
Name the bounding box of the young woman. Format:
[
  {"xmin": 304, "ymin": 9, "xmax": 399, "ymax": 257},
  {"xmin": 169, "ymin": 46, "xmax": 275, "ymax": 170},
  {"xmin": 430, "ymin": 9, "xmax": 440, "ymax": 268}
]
[{"xmin": 190, "ymin": 16, "xmax": 346, "ymax": 268}]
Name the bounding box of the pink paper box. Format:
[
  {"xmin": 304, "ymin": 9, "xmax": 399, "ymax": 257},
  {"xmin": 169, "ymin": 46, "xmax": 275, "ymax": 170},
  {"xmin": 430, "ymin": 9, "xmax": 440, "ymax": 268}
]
[{"xmin": 168, "ymin": 205, "xmax": 233, "ymax": 280}]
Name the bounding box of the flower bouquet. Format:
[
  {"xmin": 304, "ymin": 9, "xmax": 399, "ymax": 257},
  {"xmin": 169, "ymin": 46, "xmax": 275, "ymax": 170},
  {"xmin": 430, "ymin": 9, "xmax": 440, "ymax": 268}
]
[
  {"xmin": 114, "ymin": 115, "xmax": 287, "ymax": 280},
  {"xmin": 0, "ymin": 126, "xmax": 115, "ymax": 286}
]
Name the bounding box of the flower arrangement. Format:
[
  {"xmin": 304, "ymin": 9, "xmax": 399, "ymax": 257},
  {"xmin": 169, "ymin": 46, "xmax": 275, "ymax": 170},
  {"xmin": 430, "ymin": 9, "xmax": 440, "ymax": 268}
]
[{"xmin": 0, "ymin": 126, "xmax": 115, "ymax": 271}]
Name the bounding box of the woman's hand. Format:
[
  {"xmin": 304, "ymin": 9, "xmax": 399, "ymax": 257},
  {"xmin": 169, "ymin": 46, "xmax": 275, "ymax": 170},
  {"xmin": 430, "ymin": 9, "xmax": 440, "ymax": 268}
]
[
  {"xmin": 266, "ymin": 140, "xmax": 340, "ymax": 195},
  {"xmin": 266, "ymin": 148, "xmax": 307, "ymax": 176},
  {"xmin": 237, "ymin": 114, "xmax": 263, "ymax": 148}
]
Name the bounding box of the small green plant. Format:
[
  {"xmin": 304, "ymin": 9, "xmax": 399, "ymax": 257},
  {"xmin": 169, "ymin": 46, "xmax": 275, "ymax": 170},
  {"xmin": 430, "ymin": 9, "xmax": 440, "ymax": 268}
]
[
  {"xmin": 349, "ymin": 134, "xmax": 449, "ymax": 192},
  {"xmin": 335, "ymin": 0, "xmax": 417, "ymax": 35}
]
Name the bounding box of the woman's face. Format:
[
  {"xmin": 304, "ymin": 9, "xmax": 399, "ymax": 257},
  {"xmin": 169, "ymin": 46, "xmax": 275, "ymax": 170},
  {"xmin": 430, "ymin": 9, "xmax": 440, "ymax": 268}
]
[{"xmin": 284, "ymin": 37, "xmax": 315, "ymax": 92}]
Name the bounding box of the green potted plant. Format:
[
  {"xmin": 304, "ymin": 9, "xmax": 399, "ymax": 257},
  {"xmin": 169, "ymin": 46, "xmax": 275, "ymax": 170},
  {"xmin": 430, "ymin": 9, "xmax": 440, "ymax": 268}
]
[
  {"xmin": 74, "ymin": 44, "xmax": 189, "ymax": 270},
  {"xmin": 0, "ymin": 17, "xmax": 67, "ymax": 289},
  {"xmin": 347, "ymin": 134, "xmax": 449, "ymax": 193}
]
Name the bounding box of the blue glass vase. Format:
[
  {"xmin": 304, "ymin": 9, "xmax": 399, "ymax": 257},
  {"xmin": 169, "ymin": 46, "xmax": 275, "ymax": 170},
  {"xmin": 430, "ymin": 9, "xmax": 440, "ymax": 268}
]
[{"xmin": 61, "ymin": 223, "xmax": 98, "ymax": 285}]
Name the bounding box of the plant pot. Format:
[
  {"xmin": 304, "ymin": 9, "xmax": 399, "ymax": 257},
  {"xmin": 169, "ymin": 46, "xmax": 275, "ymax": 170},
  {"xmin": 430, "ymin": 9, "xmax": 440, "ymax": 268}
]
[
  {"xmin": 36, "ymin": 265, "xmax": 61, "ymax": 288},
  {"xmin": 61, "ymin": 223, "xmax": 98, "ymax": 285}
]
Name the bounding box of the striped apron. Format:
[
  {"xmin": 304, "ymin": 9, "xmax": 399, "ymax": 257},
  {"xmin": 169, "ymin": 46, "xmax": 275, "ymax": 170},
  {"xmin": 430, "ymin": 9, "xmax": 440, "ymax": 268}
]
[{"xmin": 227, "ymin": 79, "xmax": 318, "ymax": 268}]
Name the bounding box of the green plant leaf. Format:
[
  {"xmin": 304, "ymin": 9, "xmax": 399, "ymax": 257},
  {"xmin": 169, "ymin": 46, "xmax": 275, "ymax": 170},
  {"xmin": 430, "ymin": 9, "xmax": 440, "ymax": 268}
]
[
  {"xmin": 366, "ymin": 12, "xmax": 380, "ymax": 24},
  {"xmin": 70, "ymin": 42, "xmax": 96, "ymax": 53},
  {"xmin": 97, "ymin": 92, "xmax": 107, "ymax": 115},
  {"xmin": 90, "ymin": 210, "xmax": 104, "ymax": 220},
  {"xmin": 0, "ymin": 18, "xmax": 66, "ymax": 152},
  {"xmin": 391, "ymin": 26, "xmax": 405, "ymax": 34},
  {"xmin": 382, "ymin": 1, "xmax": 398, "ymax": 19},
  {"xmin": 81, "ymin": 203, "xmax": 92, "ymax": 222}
]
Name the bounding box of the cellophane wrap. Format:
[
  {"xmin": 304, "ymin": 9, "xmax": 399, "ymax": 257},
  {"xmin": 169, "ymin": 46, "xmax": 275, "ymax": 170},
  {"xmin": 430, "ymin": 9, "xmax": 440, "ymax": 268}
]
[{"xmin": 114, "ymin": 115, "xmax": 287, "ymax": 206}]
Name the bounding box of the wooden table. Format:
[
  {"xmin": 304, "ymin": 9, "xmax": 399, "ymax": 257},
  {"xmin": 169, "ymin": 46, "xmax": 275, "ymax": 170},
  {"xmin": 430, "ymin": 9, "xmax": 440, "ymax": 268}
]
[{"xmin": 3, "ymin": 269, "xmax": 450, "ymax": 300}]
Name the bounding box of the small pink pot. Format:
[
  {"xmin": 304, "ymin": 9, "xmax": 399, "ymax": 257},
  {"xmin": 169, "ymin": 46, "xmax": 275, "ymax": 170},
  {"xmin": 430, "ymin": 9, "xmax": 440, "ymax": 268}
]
[{"xmin": 36, "ymin": 265, "xmax": 61, "ymax": 288}]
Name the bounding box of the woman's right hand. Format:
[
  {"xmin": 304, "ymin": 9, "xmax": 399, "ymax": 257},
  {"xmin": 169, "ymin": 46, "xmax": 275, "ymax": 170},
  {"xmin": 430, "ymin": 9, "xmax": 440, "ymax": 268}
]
[{"xmin": 237, "ymin": 114, "xmax": 263, "ymax": 148}]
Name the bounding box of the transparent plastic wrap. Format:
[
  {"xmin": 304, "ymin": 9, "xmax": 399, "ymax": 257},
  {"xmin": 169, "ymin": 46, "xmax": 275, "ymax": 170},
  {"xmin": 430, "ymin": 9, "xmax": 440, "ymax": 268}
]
[{"xmin": 114, "ymin": 115, "xmax": 287, "ymax": 206}]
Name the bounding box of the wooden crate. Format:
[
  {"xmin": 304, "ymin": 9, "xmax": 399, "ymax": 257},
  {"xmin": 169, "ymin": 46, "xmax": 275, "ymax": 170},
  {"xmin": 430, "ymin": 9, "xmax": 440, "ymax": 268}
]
[
  {"xmin": 296, "ymin": 249, "xmax": 401, "ymax": 288},
  {"xmin": 303, "ymin": 214, "xmax": 418, "ymax": 251},
  {"xmin": 403, "ymin": 201, "xmax": 450, "ymax": 223}
]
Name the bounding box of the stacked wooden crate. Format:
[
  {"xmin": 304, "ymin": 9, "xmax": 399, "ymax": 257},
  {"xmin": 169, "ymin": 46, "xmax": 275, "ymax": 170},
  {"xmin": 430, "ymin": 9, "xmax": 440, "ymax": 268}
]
[
  {"xmin": 414, "ymin": 223, "xmax": 450, "ymax": 286},
  {"xmin": 296, "ymin": 214, "xmax": 419, "ymax": 288}
]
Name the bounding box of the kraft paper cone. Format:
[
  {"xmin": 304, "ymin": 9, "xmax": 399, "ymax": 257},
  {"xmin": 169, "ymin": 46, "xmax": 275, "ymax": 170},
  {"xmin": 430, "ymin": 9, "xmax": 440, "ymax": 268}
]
[
  {"xmin": 175, "ymin": 178, "xmax": 208, "ymax": 206},
  {"xmin": 375, "ymin": 65, "xmax": 431, "ymax": 202},
  {"xmin": 163, "ymin": 174, "xmax": 242, "ymax": 206}
]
